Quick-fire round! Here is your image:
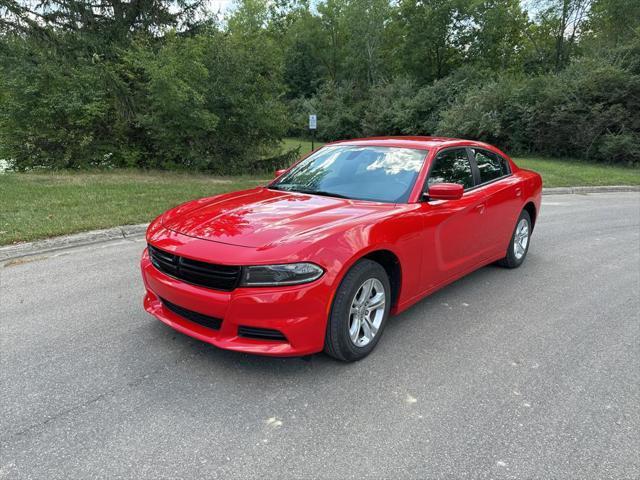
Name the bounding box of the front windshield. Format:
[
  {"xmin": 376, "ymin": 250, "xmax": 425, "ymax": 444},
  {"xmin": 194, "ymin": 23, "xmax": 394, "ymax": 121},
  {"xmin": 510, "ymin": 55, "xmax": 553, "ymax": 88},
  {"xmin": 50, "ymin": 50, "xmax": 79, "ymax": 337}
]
[{"xmin": 270, "ymin": 145, "xmax": 428, "ymax": 203}]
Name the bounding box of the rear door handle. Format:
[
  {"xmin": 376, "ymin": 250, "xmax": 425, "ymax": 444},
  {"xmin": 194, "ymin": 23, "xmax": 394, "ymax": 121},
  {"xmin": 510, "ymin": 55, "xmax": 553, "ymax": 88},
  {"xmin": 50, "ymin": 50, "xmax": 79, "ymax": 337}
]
[{"xmin": 515, "ymin": 187, "xmax": 522, "ymax": 197}]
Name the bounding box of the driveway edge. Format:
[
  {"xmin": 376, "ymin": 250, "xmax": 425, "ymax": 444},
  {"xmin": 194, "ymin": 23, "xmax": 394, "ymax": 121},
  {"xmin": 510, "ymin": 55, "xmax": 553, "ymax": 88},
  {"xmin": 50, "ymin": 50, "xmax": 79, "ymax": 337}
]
[
  {"xmin": 1, "ymin": 224, "xmax": 149, "ymax": 262},
  {"xmin": 2, "ymin": 185, "xmax": 639, "ymax": 262},
  {"xmin": 542, "ymin": 185, "xmax": 640, "ymax": 195}
]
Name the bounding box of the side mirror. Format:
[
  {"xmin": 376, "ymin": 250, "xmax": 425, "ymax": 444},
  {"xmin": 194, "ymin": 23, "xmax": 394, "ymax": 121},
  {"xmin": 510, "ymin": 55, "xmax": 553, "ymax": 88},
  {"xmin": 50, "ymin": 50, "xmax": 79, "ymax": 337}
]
[
  {"xmin": 425, "ymin": 183, "xmax": 464, "ymax": 201},
  {"xmin": 274, "ymin": 169, "xmax": 287, "ymax": 178}
]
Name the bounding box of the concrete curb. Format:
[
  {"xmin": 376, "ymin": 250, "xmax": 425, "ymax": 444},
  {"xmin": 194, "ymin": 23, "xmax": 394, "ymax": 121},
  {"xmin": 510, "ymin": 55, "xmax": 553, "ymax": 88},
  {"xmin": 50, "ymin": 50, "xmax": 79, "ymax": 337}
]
[
  {"xmin": 1, "ymin": 224, "xmax": 149, "ymax": 262},
  {"xmin": 2, "ymin": 185, "xmax": 639, "ymax": 262},
  {"xmin": 542, "ymin": 185, "xmax": 640, "ymax": 195}
]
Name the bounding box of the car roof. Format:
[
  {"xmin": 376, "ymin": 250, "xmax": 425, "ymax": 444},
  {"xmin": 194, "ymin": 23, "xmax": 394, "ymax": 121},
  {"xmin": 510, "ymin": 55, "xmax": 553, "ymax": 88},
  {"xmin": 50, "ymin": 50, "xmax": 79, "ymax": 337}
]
[{"xmin": 326, "ymin": 136, "xmax": 492, "ymax": 150}]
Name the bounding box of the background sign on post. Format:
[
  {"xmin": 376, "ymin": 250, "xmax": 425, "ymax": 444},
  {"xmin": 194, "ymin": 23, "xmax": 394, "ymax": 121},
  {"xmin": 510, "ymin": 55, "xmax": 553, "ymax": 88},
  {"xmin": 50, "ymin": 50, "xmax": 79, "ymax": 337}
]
[{"xmin": 309, "ymin": 114, "xmax": 317, "ymax": 151}]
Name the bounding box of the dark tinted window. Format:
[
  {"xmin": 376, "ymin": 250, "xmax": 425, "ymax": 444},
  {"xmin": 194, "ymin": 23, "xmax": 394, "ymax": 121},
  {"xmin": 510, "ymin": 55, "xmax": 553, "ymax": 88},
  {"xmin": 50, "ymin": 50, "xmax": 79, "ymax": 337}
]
[
  {"xmin": 428, "ymin": 148, "xmax": 474, "ymax": 189},
  {"xmin": 473, "ymin": 149, "xmax": 510, "ymax": 184}
]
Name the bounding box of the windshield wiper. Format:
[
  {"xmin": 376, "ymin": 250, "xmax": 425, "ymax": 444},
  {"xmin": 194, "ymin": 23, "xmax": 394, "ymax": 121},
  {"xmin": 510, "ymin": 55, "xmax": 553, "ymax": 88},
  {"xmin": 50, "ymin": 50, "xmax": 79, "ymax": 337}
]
[
  {"xmin": 271, "ymin": 184, "xmax": 351, "ymax": 199},
  {"xmin": 269, "ymin": 183, "xmax": 299, "ymax": 192},
  {"xmin": 295, "ymin": 189, "xmax": 351, "ymax": 200}
]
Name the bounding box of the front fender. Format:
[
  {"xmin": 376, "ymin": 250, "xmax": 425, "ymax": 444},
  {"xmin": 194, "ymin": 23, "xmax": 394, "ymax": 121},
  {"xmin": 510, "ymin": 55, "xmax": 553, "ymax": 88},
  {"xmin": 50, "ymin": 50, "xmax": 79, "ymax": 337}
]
[{"xmin": 317, "ymin": 206, "xmax": 425, "ymax": 314}]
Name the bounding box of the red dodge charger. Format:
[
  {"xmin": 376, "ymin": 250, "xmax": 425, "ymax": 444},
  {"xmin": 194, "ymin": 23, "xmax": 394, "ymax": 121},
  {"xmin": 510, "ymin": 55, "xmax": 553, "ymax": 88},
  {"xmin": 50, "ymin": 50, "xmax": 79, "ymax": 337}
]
[{"xmin": 141, "ymin": 137, "xmax": 542, "ymax": 361}]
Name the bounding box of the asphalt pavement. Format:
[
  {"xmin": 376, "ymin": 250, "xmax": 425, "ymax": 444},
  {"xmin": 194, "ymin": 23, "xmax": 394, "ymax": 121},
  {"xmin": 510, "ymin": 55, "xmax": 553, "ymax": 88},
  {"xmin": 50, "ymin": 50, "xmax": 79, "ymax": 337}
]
[{"xmin": 1, "ymin": 192, "xmax": 639, "ymax": 479}]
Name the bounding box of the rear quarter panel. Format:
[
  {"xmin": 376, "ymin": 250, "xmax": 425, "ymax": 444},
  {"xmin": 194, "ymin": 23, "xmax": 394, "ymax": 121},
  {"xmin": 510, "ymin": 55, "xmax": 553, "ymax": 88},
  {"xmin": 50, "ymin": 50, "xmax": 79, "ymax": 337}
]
[{"xmin": 516, "ymin": 168, "xmax": 543, "ymax": 227}]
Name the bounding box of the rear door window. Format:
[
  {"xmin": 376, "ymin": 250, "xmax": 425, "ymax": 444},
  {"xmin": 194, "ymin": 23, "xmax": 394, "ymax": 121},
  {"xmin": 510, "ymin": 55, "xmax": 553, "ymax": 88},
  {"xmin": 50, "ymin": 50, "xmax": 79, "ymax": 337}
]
[
  {"xmin": 428, "ymin": 148, "xmax": 474, "ymax": 189},
  {"xmin": 472, "ymin": 149, "xmax": 510, "ymax": 184}
]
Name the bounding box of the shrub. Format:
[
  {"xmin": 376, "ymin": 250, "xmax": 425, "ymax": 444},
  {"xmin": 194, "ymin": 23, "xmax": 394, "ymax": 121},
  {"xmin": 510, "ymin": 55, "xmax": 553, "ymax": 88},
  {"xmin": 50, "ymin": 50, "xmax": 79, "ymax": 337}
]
[
  {"xmin": 596, "ymin": 132, "xmax": 640, "ymax": 165},
  {"xmin": 0, "ymin": 38, "xmax": 121, "ymax": 170},
  {"xmin": 436, "ymin": 61, "xmax": 640, "ymax": 164},
  {"xmin": 287, "ymin": 82, "xmax": 367, "ymax": 141},
  {"xmin": 0, "ymin": 31, "xmax": 287, "ymax": 172}
]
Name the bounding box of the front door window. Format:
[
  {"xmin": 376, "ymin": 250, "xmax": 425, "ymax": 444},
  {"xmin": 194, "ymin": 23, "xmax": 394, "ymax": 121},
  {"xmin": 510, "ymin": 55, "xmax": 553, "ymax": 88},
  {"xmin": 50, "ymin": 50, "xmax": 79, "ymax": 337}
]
[{"xmin": 428, "ymin": 149, "xmax": 474, "ymax": 189}]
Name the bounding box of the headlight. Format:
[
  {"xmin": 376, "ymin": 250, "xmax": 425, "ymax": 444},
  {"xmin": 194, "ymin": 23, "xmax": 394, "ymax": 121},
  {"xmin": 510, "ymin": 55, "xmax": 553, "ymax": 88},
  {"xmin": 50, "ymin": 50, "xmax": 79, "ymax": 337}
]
[{"xmin": 239, "ymin": 263, "xmax": 324, "ymax": 287}]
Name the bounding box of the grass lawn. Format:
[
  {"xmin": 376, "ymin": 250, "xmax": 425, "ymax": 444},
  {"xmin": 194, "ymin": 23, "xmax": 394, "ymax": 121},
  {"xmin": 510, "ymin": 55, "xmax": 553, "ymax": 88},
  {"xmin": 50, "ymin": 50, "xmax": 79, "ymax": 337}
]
[
  {"xmin": 0, "ymin": 171, "xmax": 265, "ymax": 246},
  {"xmin": 1, "ymin": 143, "xmax": 638, "ymax": 246},
  {"xmin": 514, "ymin": 157, "xmax": 640, "ymax": 187}
]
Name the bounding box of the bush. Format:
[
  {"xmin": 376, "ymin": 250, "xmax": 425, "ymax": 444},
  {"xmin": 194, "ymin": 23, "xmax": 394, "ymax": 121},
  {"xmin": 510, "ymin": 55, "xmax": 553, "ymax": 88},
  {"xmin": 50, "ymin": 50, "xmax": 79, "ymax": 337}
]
[
  {"xmin": 0, "ymin": 31, "xmax": 287, "ymax": 172},
  {"xmin": 596, "ymin": 132, "xmax": 640, "ymax": 165},
  {"xmin": 0, "ymin": 38, "xmax": 121, "ymax": 170},
  {"xmin": 361, "ymin": 77, "xmax": 419, "ymax": 136},
  {"xmin": 287, "ymin": 82, "xmax": 367, "ymax": 141},
  {"xmin": 128, "ymin": 32, "xmax": 287, "ymax": 171},
  {"xmin": 436, "ymin": 61, "xmax": 640, "ymax": 164},
  {"xmin": 287, "ymin": 67, "xmax": 488, "ymax": 141},
  {"xmin": 363, "ymin": 67, "xmax": 488, "ymax": 136}
]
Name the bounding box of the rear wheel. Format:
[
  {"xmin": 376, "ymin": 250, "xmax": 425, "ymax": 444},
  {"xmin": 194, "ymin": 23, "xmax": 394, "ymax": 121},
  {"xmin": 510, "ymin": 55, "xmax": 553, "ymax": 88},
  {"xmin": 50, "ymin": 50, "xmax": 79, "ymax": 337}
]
[
  {"xmin": 324, "ymin": 259, "xmax": 391, "ymax": 362},
  {"xmin": 498, "ymin": 209, "xmax": 532, "ymax": 268}
]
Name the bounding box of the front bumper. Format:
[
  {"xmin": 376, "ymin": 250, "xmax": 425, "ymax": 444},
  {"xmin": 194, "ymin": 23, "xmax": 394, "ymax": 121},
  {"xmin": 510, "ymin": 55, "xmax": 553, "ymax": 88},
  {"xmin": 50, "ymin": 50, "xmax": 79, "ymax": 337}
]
[{"xmin": 141, "ymin": 248, "xmax": 331, "ymax": 356}]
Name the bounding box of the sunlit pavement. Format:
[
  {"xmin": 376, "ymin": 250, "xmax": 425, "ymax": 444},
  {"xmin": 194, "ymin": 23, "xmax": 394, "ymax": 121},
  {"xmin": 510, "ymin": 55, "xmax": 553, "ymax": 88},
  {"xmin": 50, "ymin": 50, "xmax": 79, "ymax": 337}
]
[{"xmin": 1, "ymin": 193, "xmax": 638, "ymax": 479}]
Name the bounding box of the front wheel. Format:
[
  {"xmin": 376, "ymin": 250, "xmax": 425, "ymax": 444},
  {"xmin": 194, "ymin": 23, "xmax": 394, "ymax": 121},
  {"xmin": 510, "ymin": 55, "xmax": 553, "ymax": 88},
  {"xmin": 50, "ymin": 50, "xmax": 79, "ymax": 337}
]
[
  {"xmin": 324, "ymin": 259, "xmax": 391, "ymax": 362},
  {"xmin": 498, "ymin": 209, "xmax": 532, "ymax": 268}
]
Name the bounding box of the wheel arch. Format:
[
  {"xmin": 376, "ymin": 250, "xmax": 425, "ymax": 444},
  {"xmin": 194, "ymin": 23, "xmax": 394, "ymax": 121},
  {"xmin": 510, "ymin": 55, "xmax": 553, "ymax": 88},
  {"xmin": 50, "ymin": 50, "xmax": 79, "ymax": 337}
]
[
  {"xmin": 523, "ymin": 201, "xmax": 537, "ymax": 231},
  {"xmin": 342, "ymin": 249, "xmax": 403, "ymax": 310}
]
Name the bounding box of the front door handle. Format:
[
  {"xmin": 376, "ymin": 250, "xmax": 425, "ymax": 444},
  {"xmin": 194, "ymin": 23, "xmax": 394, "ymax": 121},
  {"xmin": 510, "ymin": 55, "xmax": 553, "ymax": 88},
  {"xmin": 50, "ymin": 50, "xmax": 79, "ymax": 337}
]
[{"xmin": 475, "ymin": 204, "xmax": 486, "ymax": 214}]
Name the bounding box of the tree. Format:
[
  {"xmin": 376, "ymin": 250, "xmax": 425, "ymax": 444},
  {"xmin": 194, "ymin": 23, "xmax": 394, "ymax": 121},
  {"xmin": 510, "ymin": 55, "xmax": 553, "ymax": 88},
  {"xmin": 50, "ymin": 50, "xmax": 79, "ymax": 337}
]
[
  {"xmin": 395, "ymin": 0, "xmax": 471, "ymax": 84},
  {"xmin": 0, "ymin": 0, "xmax": 207, "ymax": 44},
  {"xmin": 342, "ymin": 0, "xmax": 391, "ymax": 86},
  {"xmin": 271, "ymin": 1, "xmax": 327, "ymax": 97},
  {"xmin": 465, "ymin": 0, "xmax": 530, "ymax": 71},
  {"xmin": 315, "ymin": 0, "xmax": 348, "ymax": 83},
  {"xmin": 587, "ymin": 0, "xmax": 640, "ymax": 47},
  {"xmin": 535, "ymin": 0, "xmax": 593, "ymax": 71}
]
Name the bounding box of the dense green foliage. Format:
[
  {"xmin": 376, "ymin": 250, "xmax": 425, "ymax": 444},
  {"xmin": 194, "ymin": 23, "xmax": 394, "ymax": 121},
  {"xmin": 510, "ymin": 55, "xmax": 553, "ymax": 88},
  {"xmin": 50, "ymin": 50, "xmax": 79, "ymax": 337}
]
[
  {"xmin": 1, "ymin": 0, "xmax": 639, "ymax": 170},
  {"xmin": 0, "ymin": 0, "xmax": 288, "ymax": 171}
]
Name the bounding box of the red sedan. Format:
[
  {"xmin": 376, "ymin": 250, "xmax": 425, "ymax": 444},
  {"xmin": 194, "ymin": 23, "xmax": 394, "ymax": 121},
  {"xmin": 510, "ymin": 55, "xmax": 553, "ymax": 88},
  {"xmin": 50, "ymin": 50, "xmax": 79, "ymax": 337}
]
[{"xmin": 141, "ymin": 137, "xmax": 542, "ymax": 361}]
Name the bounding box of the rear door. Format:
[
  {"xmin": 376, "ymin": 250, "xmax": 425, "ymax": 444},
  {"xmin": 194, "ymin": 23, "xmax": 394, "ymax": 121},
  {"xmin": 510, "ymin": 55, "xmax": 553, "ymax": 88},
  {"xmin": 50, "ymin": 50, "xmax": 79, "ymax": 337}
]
[{"xmin": 468, "ymin": 148, "xmax": 523, "ymax": 256}]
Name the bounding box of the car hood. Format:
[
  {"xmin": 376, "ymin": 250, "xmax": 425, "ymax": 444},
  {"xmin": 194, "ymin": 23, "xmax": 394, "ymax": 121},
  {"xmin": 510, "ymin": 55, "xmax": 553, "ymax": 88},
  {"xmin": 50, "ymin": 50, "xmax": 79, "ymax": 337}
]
[{"xmin": 161, "ymin": 187, "xmax": 393, "ymax": 248}]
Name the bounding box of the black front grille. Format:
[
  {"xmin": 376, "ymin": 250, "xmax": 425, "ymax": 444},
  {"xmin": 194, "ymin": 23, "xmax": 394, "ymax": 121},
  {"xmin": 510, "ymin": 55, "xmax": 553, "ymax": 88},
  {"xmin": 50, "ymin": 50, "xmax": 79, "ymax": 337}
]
[
  {"xmin": 148, "ymin": 244, "xmax": 241, "ymax": 291},
  {"xmin": 238, "ymin": 326, "xmax": 287, "ymax": 342},
  {"xmin": 160, "ymin": 297, "xmax": 222, "ymax": 330}
]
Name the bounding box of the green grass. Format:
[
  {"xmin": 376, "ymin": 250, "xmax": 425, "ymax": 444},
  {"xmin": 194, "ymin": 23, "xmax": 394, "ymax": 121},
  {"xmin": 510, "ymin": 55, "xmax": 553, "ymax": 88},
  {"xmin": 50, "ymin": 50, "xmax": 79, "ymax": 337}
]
[
  {"xmin": 513, "ymin": 156, "xmax": 640, "ymax": 187},
  {"xmin": 0, "ymin": 171, "xmax": 265, "ymax": 245},
  {"xmin": 1, "ymin": 148, "xmax": 637, "ymax": 246}
]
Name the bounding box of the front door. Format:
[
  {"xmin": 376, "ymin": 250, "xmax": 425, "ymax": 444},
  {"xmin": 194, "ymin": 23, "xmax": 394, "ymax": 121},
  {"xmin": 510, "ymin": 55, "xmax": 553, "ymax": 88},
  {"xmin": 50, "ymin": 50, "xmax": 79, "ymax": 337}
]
[{"xmin": 419, "ymin": 148, "xmax": 490, "ymax": 290}]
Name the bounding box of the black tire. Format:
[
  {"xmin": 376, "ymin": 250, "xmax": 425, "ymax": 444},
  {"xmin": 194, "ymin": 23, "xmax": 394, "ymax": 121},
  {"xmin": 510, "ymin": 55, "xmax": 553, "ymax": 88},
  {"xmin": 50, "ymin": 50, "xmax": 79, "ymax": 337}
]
[
  {"xmin": 324, "ymin": 259, "xmax": 391, "ymax": 362},
  {"xmin": 498, "ymin": 209, "xmax": 532, "ymax": 268}
]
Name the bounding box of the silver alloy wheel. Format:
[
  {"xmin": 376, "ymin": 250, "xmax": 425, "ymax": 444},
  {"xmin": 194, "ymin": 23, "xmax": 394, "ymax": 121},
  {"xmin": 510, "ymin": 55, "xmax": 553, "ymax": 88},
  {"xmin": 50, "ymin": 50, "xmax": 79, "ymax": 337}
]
[
  {"xmin": 348, "ymin": 278, "xmax": 386, "ymax": 347},
  {"xmin": 514, "ymin": 218, "xmax": 530, "ymax": 260}
]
